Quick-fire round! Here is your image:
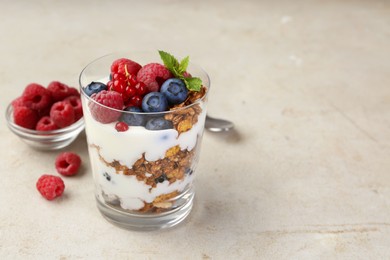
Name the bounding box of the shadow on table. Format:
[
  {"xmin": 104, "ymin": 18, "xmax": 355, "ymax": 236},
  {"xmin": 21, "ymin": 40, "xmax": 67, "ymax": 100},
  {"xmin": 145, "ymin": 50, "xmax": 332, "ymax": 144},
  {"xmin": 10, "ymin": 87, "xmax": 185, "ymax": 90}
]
[{"xmin": 206, "ymin": 127, "xmax": 244, "ymax": 144}]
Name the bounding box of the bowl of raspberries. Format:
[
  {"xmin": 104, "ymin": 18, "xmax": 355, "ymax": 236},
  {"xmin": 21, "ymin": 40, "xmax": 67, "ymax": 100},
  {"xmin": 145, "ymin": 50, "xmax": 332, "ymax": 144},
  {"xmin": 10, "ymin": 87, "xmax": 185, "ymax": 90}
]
[{"xmin": 5, "ymin": 81, "xmax": 85, "ymax": 150}]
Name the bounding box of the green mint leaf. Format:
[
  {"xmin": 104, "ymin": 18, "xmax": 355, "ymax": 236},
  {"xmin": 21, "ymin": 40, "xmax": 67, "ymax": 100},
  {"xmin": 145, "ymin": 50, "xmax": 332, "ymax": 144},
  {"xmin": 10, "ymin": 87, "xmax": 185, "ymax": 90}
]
[
  {"xmin": 158, "ymin": 50, "xmax": 203, "ymax": 92},
  {"xmin": 172, "ymin": 67, "xmax": 182, "ymax": 79},
  {"xmin": 184, "ymin": 77, "xmax": 202, "ymax": 92},
  {"xmin": 178, "ymin": 56, "xmax": 189, "ymax": 74},
  {"xmin": 158, "ymin": 50, "xmax": 180, "ymax": 76}
]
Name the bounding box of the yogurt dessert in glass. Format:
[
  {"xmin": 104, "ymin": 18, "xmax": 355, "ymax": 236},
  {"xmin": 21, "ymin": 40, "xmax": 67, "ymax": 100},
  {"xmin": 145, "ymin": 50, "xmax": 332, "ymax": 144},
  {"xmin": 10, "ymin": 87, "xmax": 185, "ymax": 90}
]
[{"xmin": 79, "ymin": 51, "xmax": 209, "ymax": 230}]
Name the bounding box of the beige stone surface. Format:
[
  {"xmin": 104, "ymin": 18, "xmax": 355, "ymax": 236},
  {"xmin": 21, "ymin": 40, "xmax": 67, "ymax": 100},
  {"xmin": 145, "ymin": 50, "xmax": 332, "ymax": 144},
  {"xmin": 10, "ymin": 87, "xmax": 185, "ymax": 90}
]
[{"xmin": 1, "ymin": 0, "xmax": 390, "ymax": 258}]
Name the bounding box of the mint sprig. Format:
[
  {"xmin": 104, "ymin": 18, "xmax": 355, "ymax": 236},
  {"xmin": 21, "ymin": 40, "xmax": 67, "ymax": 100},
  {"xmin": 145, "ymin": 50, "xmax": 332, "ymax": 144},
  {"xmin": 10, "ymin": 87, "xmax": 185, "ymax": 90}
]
[{"xmin": 158, "ymin": 50, "xmax": 202, "ymax": 92}]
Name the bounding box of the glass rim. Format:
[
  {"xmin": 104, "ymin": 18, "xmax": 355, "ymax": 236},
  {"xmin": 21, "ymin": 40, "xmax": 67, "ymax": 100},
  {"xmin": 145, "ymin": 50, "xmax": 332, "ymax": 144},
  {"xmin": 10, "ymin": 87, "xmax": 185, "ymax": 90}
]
[{"xmin": 79, "ymin": 52, "xmax": 210, "ymax": 115}]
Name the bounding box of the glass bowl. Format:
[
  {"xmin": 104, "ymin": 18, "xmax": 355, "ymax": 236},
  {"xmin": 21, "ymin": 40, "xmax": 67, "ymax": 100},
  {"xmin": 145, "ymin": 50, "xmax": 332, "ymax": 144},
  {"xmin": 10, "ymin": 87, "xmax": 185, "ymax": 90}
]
[{"xmin": 5, "ymin": 103, "xmax": 85, "ymax": 150}]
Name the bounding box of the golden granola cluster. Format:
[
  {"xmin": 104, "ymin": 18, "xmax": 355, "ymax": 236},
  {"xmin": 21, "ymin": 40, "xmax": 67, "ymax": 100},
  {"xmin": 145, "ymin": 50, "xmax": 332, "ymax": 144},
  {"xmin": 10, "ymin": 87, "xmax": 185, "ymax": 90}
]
[
  {"xmin": 93, "ymin": 144, "xmax": 197, "ymax": 212},
  {"xmin": 138, "ymin": 191, "xmax": 179, "ymax": 213},
  {"xmin": 94, "ymin": 144, "xmax": 195, "ymax": 187},
  {"xmin": 165, "ymin": 86, "xmax": 207, "ymax": 134}
]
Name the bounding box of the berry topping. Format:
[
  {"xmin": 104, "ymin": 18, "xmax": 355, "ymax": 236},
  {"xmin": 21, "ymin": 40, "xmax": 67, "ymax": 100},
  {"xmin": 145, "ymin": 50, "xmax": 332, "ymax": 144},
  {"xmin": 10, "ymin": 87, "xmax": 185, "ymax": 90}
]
[
  {"xmin": 110, "ymin": 73, "xmax": 128, "ymax": 95},
  {"xmin": 13, "ymin": 106, "xmax": 39, "ymax": 129},
  {"xmin": 50, "ymin": 101, "xmax": 75, "ymax": 128},
  {"xmin": 158, "ymin": 50, "xmax": 202, "ymax": 92},
  {"xmin": 115, "ymin": 121, "xmax": 129, "ymax": 132},
  {"xmin": 22, "ymin": 83, "xmax": 52, "ymax": 111},
  {"xmin": 134, "ymin": 82, "xmax": 147, "ymax": 95},
  {"xmin": 107, "ymin": 72, "xmax": 147, "ymax": 106},
  {"xmin": 64, "ymin": 96, "xmax": 83, "ymax": 121},
  {"xmin": 137, "ymin": 63, "xmax": 172, "ymax": 92},
  {"xmin": 89, "ymin": 90, "xmax": 124, "ymax": 123},
  {"xmin": 127, "ymin": 95, "xmax": 143, "ymax": 107},
  {"xmin": 111, "ymin": 58, "xmax": 142, "ymax": 76},
  {"xmin": 36, "ymin": 116, "xmax": 59, "ymax": 131},
  {"xmin": 160, "ymin": 78, "xmax": 188, "ymax": 105},
  {"xmin": 182, "ymin": 71, "xmax": 192, "ymax": 78},
  {"xmin": 121, "ymin": 106, "xmax": 147, "ymax": 126},
  {"xmin": 36, "ymin": 174, "xmax": 65, "ymax": 201},
  {"xmin": 141, "ymin": 92, "xmax": 168, "ymax": 113},
  {"xmin": 47, "ymin": 81, "xmax": 74, "ymax": 102},
  {"xmin": 145, "ymin": 117, "xmax": 173, "ymax": 131},
  {"xmin": 55, "ymin": 152, "xmax": 82, "ymax": 176},
  {"xmin": 84, "ymin": 82, "xmax": 107, "ymax": 97}
]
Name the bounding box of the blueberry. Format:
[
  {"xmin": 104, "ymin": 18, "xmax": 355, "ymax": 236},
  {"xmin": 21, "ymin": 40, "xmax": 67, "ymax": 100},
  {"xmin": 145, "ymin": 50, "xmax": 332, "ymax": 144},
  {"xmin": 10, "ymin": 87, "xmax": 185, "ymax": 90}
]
[
  {"xmin": 103, "ymin": 172, "xmax": 111, "ymax": 181},
  {"xmin": 141, "ymin": 92, "xmax": 168, "ymax": 113},
  {"xmin": 161, "ymin": 134, "xmax": 169, "ymax": 140},
  {"xmin": 185, "ymin": 168, "xmax": 193, "ymax": 175},
  {"xmin": 84, "ymin": 82, "xmax": 107, "ymax": 96},
  {"xmin": 160, "ymin": 78, "xmax": 188, "ymax": 105},
  {"xmin": 154, "ymin": 173, "xmax": 168, "ymax": 184},
  {"xmin": 145, "ymin": 117, "xmax": 173, "ymax": 131},
  {"xmin": 120, "ymin": 106, "xmax": 147, "ymax": 126}
]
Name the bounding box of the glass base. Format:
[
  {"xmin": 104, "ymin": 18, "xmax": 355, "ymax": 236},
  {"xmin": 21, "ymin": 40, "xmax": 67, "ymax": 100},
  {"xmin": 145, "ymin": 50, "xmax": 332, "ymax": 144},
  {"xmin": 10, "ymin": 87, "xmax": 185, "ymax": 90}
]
[{"xmin": 96, "ymin": 191, "xmax": 194, "ymax": 231}]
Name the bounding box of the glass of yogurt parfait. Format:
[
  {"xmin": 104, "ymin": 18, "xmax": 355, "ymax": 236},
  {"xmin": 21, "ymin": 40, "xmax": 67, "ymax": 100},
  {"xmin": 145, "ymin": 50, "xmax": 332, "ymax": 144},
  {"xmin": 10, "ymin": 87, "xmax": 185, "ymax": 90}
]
[{"xmin": 79, "ymin": 51, "xmax": 209, "ymax": 230}]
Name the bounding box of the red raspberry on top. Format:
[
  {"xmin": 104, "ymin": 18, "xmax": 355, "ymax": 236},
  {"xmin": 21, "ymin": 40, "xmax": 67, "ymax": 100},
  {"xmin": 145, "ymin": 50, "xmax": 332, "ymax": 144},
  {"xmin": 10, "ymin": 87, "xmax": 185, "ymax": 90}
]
[
  {"xmin": 55, "ymin": 152, "xmax": 81, "ymax": 176},
  {"xmin": 111, "ymin": 58, "xmax": 142, "ymax": 76},
  {"xmin": 89, "ymin": 90, "xmax": 123, "ymax": 123},
  {"xmin": 50, "ymin": 101, "xmax": 75, "ymax": 128},
  {"xmin": 47, "ymin": 81, "xmax": 73, "ymax": 102},
  {"xmin": 137, "ymin": 63, "xmax": 172, "ymax": 92},
  {"xmin": 36, "ymin": 116, "xmax": 58, "ymax": 131},
  {"xmin": 64, "ymin": 96, "xmax": 83, "ymax": 121},
  {"xmin": 13, "ymin": 106, "xmax": 39, "ymax": 129},
  {"xmin": 36, "ymin": 174, "xmax": 65, "ymax": 201},
  {"xmin": 183, "ymin": 71, "xmax": 192, "ymax": 78},
  {"xmin": 22, "ymin": 83, "xmax": 52, "ymax": 111}
]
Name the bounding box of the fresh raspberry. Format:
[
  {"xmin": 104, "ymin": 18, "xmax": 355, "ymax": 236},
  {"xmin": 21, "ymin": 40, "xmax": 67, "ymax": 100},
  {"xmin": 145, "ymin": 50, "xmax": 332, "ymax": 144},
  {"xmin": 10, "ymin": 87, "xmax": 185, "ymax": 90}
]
[
  {"xmin": 50, "ymin": 101, "xmax": 75, "ymax": 128},
  {"xmin": 115, "ymin": 121, "xmax": 129, "ymax": 132},
  {"xmin": 55, "ymin": 152, "xmax": 81, "ymax": 176},
  {"xmin": 36, "ymin": 174, "xmax": 65, "ymax": 200},
  {"xmin": 13, "ymin": 106, "xmax": 39, "ymax": 129},
  {"xmin": 47, "ymin": 81, "xmax": 73, "ymax": 102},
  {"xmin": 64, "ymin": 96, "xmax": 83, "ymax": 121},
  {"xmin": 137, "ymin": 63, "xmax": 173, "ymax": 92},
  {"xmin": 11, "ymin": 96, "xmax": 25, "ymax": 109},
  {"xmin": 111, "ymin": 58, "xmax": 142, "ymax": 76},
  {"xmin": 183, "ymin": 71, "xmax": 192, "ymax": 78},
  {"xmin": 68, "ymin": 87, "xmax": 80, "ymax": 97},
  {"xmin": 36, "ymin": 116, "xmax": 59, "ymax": 131},
  {"xmin": 89, "ymin": 90, "xmax": 124, "ymax": 123},
  {"xmin": 22, "ymin": 83, "xmax": 52, "ymax": 110},
  {"xmin": 37, "ymin": 106, "xmax": 51, "ymax": 118}
]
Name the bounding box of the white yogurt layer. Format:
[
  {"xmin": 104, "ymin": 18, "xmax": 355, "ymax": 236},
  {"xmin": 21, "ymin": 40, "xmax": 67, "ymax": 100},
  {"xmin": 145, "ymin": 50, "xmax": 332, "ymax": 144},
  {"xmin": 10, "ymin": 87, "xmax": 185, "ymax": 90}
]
[{"xmin": 83, "ymin": 100, "xmax": 206, "ymax": 210}]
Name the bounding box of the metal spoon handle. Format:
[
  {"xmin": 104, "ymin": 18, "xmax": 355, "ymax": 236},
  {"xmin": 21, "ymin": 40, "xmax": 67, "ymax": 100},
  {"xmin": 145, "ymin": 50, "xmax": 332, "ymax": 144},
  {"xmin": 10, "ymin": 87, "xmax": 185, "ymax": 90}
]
[{"xmin": 205, "ymin": 115, "xmax": 234, "ymax": 132}]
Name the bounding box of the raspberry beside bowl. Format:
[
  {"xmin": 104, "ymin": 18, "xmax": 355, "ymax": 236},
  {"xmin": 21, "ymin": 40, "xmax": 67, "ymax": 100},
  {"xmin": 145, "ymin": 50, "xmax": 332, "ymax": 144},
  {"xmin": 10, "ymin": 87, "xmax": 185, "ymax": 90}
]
[{"xmin": 6, "ymin": 103, "xmax": 85, "ymax": 150}]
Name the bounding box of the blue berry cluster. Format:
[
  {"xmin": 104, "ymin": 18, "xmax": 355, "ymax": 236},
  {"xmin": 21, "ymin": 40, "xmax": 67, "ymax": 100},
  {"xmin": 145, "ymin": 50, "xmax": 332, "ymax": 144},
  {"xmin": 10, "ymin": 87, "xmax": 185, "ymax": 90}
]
[{"xmin": 84, "ymin": 77, "xmax": 189, "ymax": 131}]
